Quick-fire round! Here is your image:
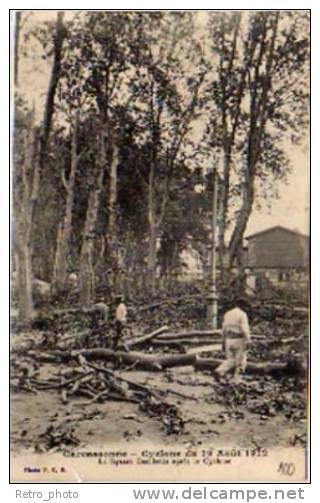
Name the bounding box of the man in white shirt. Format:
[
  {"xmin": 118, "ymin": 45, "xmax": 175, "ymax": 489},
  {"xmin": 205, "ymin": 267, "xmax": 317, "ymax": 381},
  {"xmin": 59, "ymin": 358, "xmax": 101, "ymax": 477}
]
[
  {"xmin": 114, "ymin": 295, "xmax": 127, "ymax": 349},
  {"xmin": 216, "ymin": 298, "xmax": 251, "ymax": 383},
  {"xmin": 116, "ymin": 298, "xmax": 127, "ymax": 324}
]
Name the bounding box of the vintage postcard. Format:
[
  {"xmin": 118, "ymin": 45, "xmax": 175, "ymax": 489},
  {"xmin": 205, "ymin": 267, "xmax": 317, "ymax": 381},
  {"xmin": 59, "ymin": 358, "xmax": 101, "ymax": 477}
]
[{"xmin": 10, "ymin": 10, "xmax": 310, "ymax": 482}]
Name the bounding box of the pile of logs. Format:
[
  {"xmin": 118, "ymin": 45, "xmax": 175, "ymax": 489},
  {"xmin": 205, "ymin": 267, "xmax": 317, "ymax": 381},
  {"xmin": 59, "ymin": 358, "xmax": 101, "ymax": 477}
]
[
  {"xmin": 125, "ymin": 324, "xmax": 302, "ymax": 354},
  {"xmin": 23, "ymin": 315, "xmax": 308, "ymax": 378},
  {"xmin": 11, "ymin": 296, "xmax": 308, "ymax": 451},
  {"xmin": 126, "ymin": 326, "xmax": 224, "ymax": 352},
  {"xmin": 27, "ymin": 345, "xmax": 307, "ymax": 377}
]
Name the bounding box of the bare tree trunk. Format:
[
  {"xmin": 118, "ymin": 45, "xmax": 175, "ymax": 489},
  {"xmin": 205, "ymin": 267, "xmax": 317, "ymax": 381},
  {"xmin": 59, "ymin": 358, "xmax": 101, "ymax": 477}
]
[
  {"xmin": 40, "ymin": 11, "xmax": 65, "ymax": 160},
  {"xmin": 52, "ymin": 123, "xmax": 79, "ymax": 290},
  {"xmin": 227, "ymin": 13, "xmax": 279, "ymax": 269},
  {"xmin": 79, "ymin": 244, "xmax": 95, "ymax": 306},
  {"xmin": 13, "ymin": 121, "xmax": 39, "ymax": 323},
  {"xmin": 14, "ymin": 229, "xmax": 34, "ymax": 322},
  {"xmin": 147, "ymin": 221, "xmax": 158, "ymax": 292},
  {"xmin": 106, "ymin": 142, "xmax": 120, "ymax": 287},
  {"xmin": 218, "ymin": 145, "xmax": 231, "ymax": 274},
  {"xmin": 228, "ymin": 182, "xmax": 254, "ymax": 268},
  {"xmin": 216, "ymin": 16, "xmax": 242, "ymax": 278},
  {"xmin": 14, "ymin": 11, "xmax": 21, "ymax": 87},
  {"xmin": 79, "ymin": 147, "xmax": 104, "ymax": 306},
  {"xmin": 12, "ymin": 12, "xmax": 34, "ymax": 321},
  {"xmin": 108, "ymin": 143, "xmax": 119, "ymax": 241},
  {"xmin": 12, "ymin": 12, "xmax": 67, "ymax": 318},
  {"xmin": 147, "ymin": 158, "xmax": 158, "ymax": 291}
]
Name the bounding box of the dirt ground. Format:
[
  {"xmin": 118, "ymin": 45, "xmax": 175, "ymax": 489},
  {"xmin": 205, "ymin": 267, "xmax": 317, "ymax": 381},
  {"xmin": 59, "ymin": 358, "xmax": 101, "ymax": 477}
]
[
  {"xmin": 11, "ymin": 361, "xmax": 307, "ymax": 455},
  {"xmin": 10, "ymin": 298, "xmax": 308, "ymax": 458}
]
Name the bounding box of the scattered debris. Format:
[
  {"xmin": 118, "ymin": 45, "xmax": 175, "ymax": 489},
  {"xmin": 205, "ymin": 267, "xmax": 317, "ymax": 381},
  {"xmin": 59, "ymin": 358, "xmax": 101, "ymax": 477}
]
[
  {"xmin": 139, "ymin": 395, "xmax": 185, "ymax": 435},
  {"xmin": 10, "ymin": 292, "xmax": 308, "ymax": 452},
  {"xmin": 36, "ymin": 425, "xmax": 80, "ymax": 452}
]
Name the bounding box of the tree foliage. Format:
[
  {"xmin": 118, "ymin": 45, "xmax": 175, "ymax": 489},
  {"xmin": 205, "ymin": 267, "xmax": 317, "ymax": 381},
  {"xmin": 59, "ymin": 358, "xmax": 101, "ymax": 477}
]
[{"xmin": 13, "ymin": 10, "xmax": 310, "ymax": 307}]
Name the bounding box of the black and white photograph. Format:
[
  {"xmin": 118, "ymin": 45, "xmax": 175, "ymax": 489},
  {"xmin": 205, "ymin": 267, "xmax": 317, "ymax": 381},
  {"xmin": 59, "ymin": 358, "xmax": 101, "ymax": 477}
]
[{"xmin": 10, "ymin": 9, "xmax": 310, "ymax": 482}]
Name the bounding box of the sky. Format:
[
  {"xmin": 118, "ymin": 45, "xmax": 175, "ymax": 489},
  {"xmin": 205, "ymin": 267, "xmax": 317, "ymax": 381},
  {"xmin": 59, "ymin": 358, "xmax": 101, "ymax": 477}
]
[
  {"xmin": 15, "ymin": 10, "xmax": 310, "ymax": 238},
  {"xmin": 246, "ymin": 144, "xmax": 309, "ymax": 236}
]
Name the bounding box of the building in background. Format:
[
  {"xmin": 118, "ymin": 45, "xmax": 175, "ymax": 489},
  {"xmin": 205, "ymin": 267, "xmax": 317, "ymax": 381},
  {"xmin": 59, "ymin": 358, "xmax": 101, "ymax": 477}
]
[{"xmin": 244, "ymin": 226, "xmax": 309, "ymax": 290}]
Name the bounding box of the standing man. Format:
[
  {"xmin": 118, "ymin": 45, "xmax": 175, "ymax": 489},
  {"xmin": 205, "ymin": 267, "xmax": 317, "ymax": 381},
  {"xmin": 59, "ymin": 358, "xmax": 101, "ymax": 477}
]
[
  {"xmin": 113, "ymin": 295, "xmax": 127, "ymax": 349},
  {"xmin": 216, "ymin": 297, "xmax": 251, "ymax": 383}
]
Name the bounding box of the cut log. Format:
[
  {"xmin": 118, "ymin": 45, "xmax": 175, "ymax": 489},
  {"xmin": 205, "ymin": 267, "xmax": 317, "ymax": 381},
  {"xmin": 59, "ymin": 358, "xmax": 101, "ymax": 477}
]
[
  {"xmin": 156, "ymin": 330, "xmax": 222, "ymax": 339},
  {"xmin": 187, "ymin": 344, "xmax": 221, "ymax": 355},
  {"xmin": 153, "ymin": 338, "xmax": 222, "ymax": 346},
  {"xmin": 126, "ymin": 325, "xmax": 169, "ymax": 348},
  {"xmin": 73, "ymin": 348, "xmax": 196, "ymax": 370},
  {"xmin": 155, "ymin": 331, "xmax": 268, "ymax": 342},
  {"xmin": 26, "ymin": 349, "xmax": 306, "ymax": 377},
  {"xmin": 195, "ymin": 357, "xmax": 307, "ymax": 377}
]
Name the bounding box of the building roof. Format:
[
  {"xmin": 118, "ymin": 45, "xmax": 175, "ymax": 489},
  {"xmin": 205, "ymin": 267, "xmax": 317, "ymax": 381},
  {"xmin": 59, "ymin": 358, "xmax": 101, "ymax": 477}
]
[
  {"xmin": 246, "ymin": 225, "xmax": 309, "ymax": 269},
  {"xmin": 245, "ymin": 225, "xmax": 309, "ymax": 241}
]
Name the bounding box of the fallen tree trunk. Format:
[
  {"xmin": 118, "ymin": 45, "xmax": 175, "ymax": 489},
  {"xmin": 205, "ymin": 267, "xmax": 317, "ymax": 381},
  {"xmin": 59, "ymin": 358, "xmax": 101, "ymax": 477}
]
[
  {"xmin": 27, "ymin": 348, "xmax": 306, "ymax": 377},
  {"xmin": 152, "ymin": 338, "xmax": 222, "ymax": 346},
  {"xmin": 155, "ymin": 333, "xmax": 265, "ymax": 343},
  {"xmin": 126, "ymin": 325, "xmax": 169, "ymax": 348},
  {"xmin": 73, "ymin": 348, "xmax": 196, "ymax": 370},
  {"xmin": 195, "ymin": 357, "xmax": 307, "ymax": 377},
  {"xmin": 187, "ymin": 344, "xmax": 221, "ymax": 355},
  {"xmin": 156, "ymin": 330, "xmax": 222, "ymax": 340}
]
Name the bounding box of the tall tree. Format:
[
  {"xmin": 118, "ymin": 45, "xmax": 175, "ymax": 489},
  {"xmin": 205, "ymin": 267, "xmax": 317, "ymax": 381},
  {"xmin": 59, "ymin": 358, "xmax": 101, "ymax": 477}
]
[
  {"xmin": 52, "ymin": 117, "xmax": 82, "ymax": 291},
  {"xmin": 206, "ymin": 11, "xmax": 309, "ymax": 271},
  {"xmin": 127, "ymin": 12, "xmax": 206, "ymax": 289},
  {"xmin": 55, "ymin": 12, "xmax": 143, "ymax": 300},
  {"xmin": 13, "ymin": 12, "xmax": 66, "ymax": 319},
  {"xmin": 14, "ymin": 12, "xmax": 22, "ymax": 86},
  {"xmin": 40, "ymin": 11, "xmax": 66, "ymax": 161},
  {"xmin": 78, "ymin": 135, "xmax": 105, "ymax": 305},
  {"xmin": 12, "ymin": 105, "xmax": 39, "ymax": 322}
]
